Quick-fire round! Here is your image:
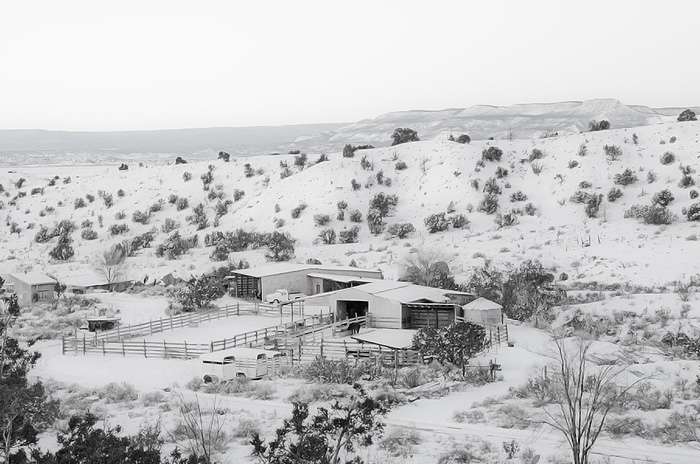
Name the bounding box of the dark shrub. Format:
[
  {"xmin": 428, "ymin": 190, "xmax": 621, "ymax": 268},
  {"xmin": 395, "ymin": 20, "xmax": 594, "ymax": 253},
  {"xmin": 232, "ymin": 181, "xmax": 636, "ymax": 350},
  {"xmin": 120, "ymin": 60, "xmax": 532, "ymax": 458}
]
[
  {"xmin": 387, "ymin": 222, "xmax": 415, "ymax": 239},
  {"xmin": 351, "ymin": 179, "xmax": 361, "ymax": 190},
  {"xmin": 391, "ymin": 128, "xmax": 419, "ymax": 146},
  {"xmin": 477, "ymin": 194, "xmax": 499, "ymax": 214},
  {"xmin": 483, "ymin": 177, "xmax": 501, "ymax": 195},
  {"xmin": 450, "ymin": 213, "xmax": 468, "ymax": 229},
  {"xmin": 690, "ymin": 190, "xmax": 699, "ymax": 199},
  {"xmin": 395, "ymin": 161, "xmax": 407, "ymax": 171},
  {"xmin": 652, "ymin": 189, "xmax": 675, "ymax": 207},
  {"xmin": 481, "ymin": 146, "xmax": 503, "ymax": 162},
  {"xmin": 131, "ymin": 210, "xmax": 150, "ymax": 224},
  {"xmin": 317, "ymin": 228, "xmax": 336, "ymax": 244},
  {"xmin": 585, "ymin": 194, "xmax": 603, "ymax": 218},
  {"xmin": 349, "ymin": 210, "xmax": 362, "ymax": 222},
  {"xmin": 678, "ymin": 175, "xmax": 695, "ymax": 188},
  {"xmin": 495, "ymin": 166, "xmax": 508, "ymax": 179},
  {"xmin": 660, "ymin": 151, "xmax": 676, "ymax": 165},
  {"xmin": 176, "ymin": 197, "xmax": 189, "ymax": 211},
  {"xmin": 456, "ymin": 134, "xmax": 470, "ymax": 144},
  {"xmin": 314, "ymin": 214, "xmax": 331, "ymax": 226},
  {"xmin": 686, "ymin": 203, "xmax": 700, "ymax": 221},
  {"xmin": 424, "ymin": 213, "xmax": 450, "ymax": 233},
  {"xmin": 339, "ymin": 225, "xmax": 360, "ymax": 243},
  {"xmin": 677, "ymin": 109, "xmax": 697, "ymax": 122},
  {"xmin": 579, "ymin": 181, "xmax": 592, "ymax": 189},
  {"xmin": 218, "ymin": 151, "xmax": 230, "ymax": 162},
  {"xmin": 607, "ymin": 188, "xmax": 623, "ymax": 202},
  {"xmin": 175, "ymin": 156, "xmax": 187, "ymax": 164},
  {"xmin": 528, "ymin": 149, "xmax": 544, "ymax": 162},
  {"xmin": 108, "ymin": 223, "xmax": 129, "ymax": 236},
  {"xmin": 80, "ymin": 228, "xmax": 98, "ymax": 240},
  {"xmin": 510, "ymin": 191, "xmax": 527, "ymax": 202},
  {"xmin": 74, "ymin": 198, "xmax": 86, "ymax": 209},
  {"xmin": 625, "ymin": 205, "xmax": 675, "ymax": 225},
  {"xmin": 291, "ymin": 203, "xmax": 307, "ymax": 219},
  {"xmin": 613, "ymin": 168, "xmax": 638, "ymax": 186},
  {"xmin": 182, "ymin": 171, "xmax": 192, "ymax": 181},
  {"xmin": 604, "ymin": 144, "xmax": 622, "ymax": 161}
]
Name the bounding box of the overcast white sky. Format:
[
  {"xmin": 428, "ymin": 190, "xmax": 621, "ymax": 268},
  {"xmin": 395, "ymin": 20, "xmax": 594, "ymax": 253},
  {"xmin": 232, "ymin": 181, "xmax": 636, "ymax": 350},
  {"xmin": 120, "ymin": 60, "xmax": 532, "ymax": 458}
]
[{"xmin": 1, "ymin": 0, "xmax": 698, "ymax": 131}]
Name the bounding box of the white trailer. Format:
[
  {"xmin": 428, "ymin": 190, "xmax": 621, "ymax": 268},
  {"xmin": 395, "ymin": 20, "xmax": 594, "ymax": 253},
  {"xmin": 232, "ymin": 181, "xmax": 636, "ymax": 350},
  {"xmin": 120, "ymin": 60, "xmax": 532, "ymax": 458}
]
[{"xmin": 199, "ymin": 347, "xmax": 281, "ymax": 382}]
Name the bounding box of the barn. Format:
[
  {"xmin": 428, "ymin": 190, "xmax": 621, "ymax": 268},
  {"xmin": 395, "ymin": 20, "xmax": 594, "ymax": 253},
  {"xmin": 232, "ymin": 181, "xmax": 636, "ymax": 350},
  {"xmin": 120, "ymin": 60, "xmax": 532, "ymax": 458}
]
[
  {"xmin": 304, "ymin": 280, "xmax": 474, "ymax": 329},
  {"xmin": 225, "ymin": 263, "xmax": 383, "ymax": 300}
]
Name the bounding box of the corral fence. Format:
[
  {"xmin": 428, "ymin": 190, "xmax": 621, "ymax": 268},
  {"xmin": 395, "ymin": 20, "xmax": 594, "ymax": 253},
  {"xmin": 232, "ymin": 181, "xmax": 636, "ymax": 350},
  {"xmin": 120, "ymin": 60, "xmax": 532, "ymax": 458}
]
[
  {"xmin": 61, "ymin": 307, "xmax": 343, "ymax": 360},
  {"xmin": 454, "ymin": 316, "xmax": 509, "ymax": 348}
]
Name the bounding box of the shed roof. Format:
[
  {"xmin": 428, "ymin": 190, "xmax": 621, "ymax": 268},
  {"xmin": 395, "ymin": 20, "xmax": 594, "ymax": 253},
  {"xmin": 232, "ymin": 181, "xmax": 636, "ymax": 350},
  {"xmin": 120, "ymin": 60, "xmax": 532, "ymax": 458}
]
[
  {"xmin": 463, "ymin": 297, "xmax": 502, "ymax": 311},
  {"xmin": 351, "ymin": 329, "xmax": 417, "ymax": 350},
  {"xmin": 306, "ymin": 273, "xmax": 383, "ymax": 284},
  {"xmin": 62, "ymin": 272, "xmax": 110, "ymax": 287},
  {"xmin": 228, "ymin": 263, "xmax": 381, "ymax": 279},
  {"xmin": 344, "ymin": 280, "xmax": 470, "ymax": 304},
  {"xmin": 10, "ymin": 272, "xmax": 56, "ymax": 286}
]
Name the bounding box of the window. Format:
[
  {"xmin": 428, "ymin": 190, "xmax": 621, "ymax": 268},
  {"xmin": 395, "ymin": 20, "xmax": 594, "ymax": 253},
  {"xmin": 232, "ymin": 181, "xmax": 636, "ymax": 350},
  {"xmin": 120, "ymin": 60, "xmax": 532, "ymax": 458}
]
[{"xmin": 38, "ymin": 291, "xmax": 49, "ymax": 300}]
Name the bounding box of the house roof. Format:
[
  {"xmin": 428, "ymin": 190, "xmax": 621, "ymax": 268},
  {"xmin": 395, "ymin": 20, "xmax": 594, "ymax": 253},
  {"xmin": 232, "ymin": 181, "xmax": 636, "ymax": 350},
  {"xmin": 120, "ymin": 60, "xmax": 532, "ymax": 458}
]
[
  {"xmin": 463, "ymin": 297, "xmax": 502, "ymax": 311},
  {"xmin": 351, "ymin": 329, "xmax": 417, "ymax": 350},
  {"xmin": 10, "ymin": 272, "xmax": 56, "ymax": 286},
  {"xmin": 228, "ymin": 263, "xmax": 382, "ymax": 279}
]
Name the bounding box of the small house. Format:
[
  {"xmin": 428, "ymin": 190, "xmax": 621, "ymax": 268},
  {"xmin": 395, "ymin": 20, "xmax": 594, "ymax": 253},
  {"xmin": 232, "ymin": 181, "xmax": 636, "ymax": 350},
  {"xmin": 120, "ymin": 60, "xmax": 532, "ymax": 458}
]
[
  {"xmin": 462, "ymin": 297, "xmax": 503, "ymax": 325},
  {"xmin": 7, "ymin": 272, "xmax": 56, "ymax": 306}
]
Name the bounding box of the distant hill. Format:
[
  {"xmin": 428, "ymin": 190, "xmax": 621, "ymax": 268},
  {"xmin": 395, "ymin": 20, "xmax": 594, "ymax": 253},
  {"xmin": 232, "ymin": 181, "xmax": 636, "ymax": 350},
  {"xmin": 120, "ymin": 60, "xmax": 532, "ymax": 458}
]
[{"xmin": 2, "ymin": 99, "xmax": 697, "ymax": 167}]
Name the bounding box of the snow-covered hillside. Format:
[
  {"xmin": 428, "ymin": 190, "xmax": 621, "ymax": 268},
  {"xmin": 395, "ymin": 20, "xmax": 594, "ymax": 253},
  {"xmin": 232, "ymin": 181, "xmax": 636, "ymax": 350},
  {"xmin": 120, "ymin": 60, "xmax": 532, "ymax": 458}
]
[{"xmin": 1, "ymin": 118, "xmax": 700, "ymax": 288}]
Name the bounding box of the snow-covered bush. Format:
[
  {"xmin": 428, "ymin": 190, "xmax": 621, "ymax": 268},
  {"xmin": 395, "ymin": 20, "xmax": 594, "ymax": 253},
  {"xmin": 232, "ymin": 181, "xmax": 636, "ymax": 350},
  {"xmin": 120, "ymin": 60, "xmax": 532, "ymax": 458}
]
[
  {"xmin": 386, "ymin": 222, "xmax": 415, "ymax": 239},
  {"xmin": 614, "ymin": 168, "xmax": 638, "ymax": 186},
  {"xmin": 481, "ymin": 146, "xmax": 503, "ymax": 162},
  {"xmin": 424, "ymin": 213, "xmax": 450, "ymax": 233},
  {"xmin": 339, "ymin": 225, "xmax": 360, "ymax": 243},
  {"xmin": 607, "ymin": 187, "xmax": 623, "ymax": 202}
]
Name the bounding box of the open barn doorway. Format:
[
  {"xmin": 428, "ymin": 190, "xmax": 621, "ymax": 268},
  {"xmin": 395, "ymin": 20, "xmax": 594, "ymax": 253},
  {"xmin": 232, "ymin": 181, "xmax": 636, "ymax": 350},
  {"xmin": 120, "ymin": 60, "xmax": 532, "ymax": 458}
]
[{"xmin": 336, "ymin": 300, "xmax": 368, "ymax": 320}]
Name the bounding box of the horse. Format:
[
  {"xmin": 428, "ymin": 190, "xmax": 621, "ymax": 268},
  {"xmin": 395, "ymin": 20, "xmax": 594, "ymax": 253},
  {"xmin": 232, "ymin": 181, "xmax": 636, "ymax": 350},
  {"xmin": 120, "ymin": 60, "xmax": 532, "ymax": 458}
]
[{"xmin": 347, "ymin": 322, "xmax": 361, "ymax": 334}]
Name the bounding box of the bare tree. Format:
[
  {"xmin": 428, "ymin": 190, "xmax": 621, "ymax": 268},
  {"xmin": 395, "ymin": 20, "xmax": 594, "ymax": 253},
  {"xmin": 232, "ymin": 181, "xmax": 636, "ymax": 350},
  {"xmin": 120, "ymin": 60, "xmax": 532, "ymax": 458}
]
[
  {"xmin": 400, "ymin": 248, "xmax": 455, "ymax": 289},
  {"xmin": 534, "ymin": 337, "xmax": 645, "ymax": 464},
  {"xmin": 170, "ymin": 393, "xmax": 229, "ymax": 464},
  {"xmin": 93, "ymin": 245, "xmax": 127, "ymax": 290}
]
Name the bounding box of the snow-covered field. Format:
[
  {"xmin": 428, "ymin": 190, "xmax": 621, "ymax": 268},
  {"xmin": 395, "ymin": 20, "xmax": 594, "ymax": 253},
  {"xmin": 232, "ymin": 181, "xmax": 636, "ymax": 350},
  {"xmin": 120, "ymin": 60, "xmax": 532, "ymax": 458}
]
[{"xmin": 4, "ymin": 113, "xmax": 700, "ymax": 463}]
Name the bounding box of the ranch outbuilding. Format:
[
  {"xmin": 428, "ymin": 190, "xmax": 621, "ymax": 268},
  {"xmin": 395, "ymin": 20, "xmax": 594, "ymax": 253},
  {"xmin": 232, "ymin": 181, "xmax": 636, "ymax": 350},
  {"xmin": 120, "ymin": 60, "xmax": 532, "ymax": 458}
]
[
  {"xmin": 304, "ymin": 280, "xmax": 474, "ymax": 329},
  {"xmin": 225, "ymin": 263, "xmax": 383, "ymax": 300},
  {"xmin": 4, "ymin": 272, "xmax": 56, "ymax": 307}
]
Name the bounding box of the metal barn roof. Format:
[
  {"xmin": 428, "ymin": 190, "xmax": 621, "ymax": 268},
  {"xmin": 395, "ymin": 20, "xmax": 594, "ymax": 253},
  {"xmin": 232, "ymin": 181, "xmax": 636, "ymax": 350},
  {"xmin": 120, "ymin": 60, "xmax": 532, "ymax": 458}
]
[{"xmin": 228, "ymin": 263, "xmax": 382, "ymax": 278}]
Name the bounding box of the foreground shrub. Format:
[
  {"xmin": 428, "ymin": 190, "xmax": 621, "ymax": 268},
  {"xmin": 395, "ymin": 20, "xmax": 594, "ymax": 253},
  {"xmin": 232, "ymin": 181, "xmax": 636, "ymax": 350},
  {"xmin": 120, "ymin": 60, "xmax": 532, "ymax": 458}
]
[
  {"xmin": 614, "ymin": 168, "xmax": 638, "ymax": 186},
  {"xmin": 607, "ymin": 188, "xmax": 623, "ymax": 202},
  {"xmin": 339, "ymin": 225, "xmax": 360, "ymax": 243},
  {"xmin": 482, "ymin": 146, "xmax": 503, "ymax": 162},
  {"xmin": 155, "ymin": 232, "xmax": 198, "ymax": 259},
  {"xmin": 686, "ymin": 203, "xmax": 700, "ymax": 221},
  {"xmin": 660, "ymin": 151, "xmax": 676, "ymax": 165},
  {"xmin": 652, "ymin": 189, "xmax": 674, "ymax": 207}
]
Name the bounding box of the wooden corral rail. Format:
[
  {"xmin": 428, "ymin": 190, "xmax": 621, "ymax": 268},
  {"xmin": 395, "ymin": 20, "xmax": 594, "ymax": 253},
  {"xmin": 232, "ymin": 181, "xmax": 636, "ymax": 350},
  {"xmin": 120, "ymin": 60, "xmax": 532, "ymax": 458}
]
[
  {"xmin": 292, "ymin": 338, "xmax": 423, "ymax": 367},
  {"xmin": 62, "ymin": 310, "xmax": 338, "ymax": 359},
  {"xmin": 454, "ymin": 317, "xmax": 509, "ymax": 347}
]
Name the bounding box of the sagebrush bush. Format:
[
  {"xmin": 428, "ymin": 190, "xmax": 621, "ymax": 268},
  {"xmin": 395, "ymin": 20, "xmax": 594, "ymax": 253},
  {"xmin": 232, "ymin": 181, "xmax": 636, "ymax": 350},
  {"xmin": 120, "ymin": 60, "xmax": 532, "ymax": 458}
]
[
  {"xmin": 478, "ymin": 194, "xmax": 499, "ymax": 214},
  {"xmin": 313, "ymin": 213, "xmax": 331, "ymax": 226},
  {"xmin": 349, "ymin": 210, "xmax": 362, "ymax": 222},
  {"xmin": 395, "ymin": 160, "xmax": 407, "ymax": 170},
  {"xmin": 80, "ymin": 228, "xmax": 98, "ymax": 240},
  {"xmin": 483, "ymin": 177, "xmax": 501, "ymax": 195},
  {"xmin": 528, "ymin": 148, "xmax": 544, "ymax": 162},
  {"xmin": 338, "ymin": 225, "xmax": 360, "ymax": 243},
  {"xmin": 161, "ymin": 217, "xmax": 180, "ymax": 233},
  {"xmin": 291, "ymin": 202, "xmax": 307, "ymax": 219},
  {"xmin": 482, "ymin": 146, "xmax": 503, "ymax": 162},
  {"xmin": 317, "ymin": 228, "xmax": 336, "ymax": 244},
  {"xmin": 424, "ymin": 213, "xmax": 450, "ymax": 233},
  {"xmin": 614, "ymin": 168, "xmax": 638, "ymax": 186},
  {"xmin": 98, "ymin": 382, "xmax": 138, "ymax": 404},
  {"xmin": 604, "ymin": 144, "xmax": 622, "ymax": 161},
  {"xmin": 652, "ymin": 189, "xmax": 674, "ymax": 207},
  {"xmin": 132, "ymin": 210, "xmax": 150, "ymax": 224},
  {"xmin": 607, "ymin": 187, "xmax": 623, "ymax": 202},
  {"xmin": 660, "ymin": 151, "xmax": 676, "ymax": 165},
  {"xmin": 625, "ymin": 205, "xmax": 675, "ymax": 225},
  {"xmin": 510, "ymin": 191, "xmax": 527, "ymax": 202},
  {"xmin": 685, "ymin": 203, "xmax": 700, "ymax": 221},
  {"xmin": 108, "ymin": 223, "xmax": 129, "ymax": 236},
  {"xmin": 386, "ymin": 222, "xmax": 415, "ymax": 239},
  {"xmin": 379, "ymin": 427, "xmax": 422, "ymax": 458},
  {"xmin": 450, "ymin": 213, "xmax": 468, "ymax": 229},
  {"xmin": 176, "ymin": 197, "xmax": 189, "ymax": 211},
  {"xmin": 678, "ymin": 175, "xmax": 695, "ymax": 188}
]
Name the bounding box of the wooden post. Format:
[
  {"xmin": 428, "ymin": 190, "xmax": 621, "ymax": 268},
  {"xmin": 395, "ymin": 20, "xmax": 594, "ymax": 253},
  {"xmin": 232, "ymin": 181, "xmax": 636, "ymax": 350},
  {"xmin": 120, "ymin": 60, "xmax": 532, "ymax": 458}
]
[
  {"xmin": 209, "ymin": 341, "xmax": 213, "ymax": 352},
  {"xmin": 102, "ymin": 340, "xmax": 105, "ymax": 356},
  {"xmin": 82, "ymin": 337, "xmax": 86, "ymax": 355},
  {"xmin": 143, "ymin": 340, "xmax": 147, "ymax": 358},
  {"xmin": 170, "ymin": 317, "xmax": 174, "ymax": 331},
  {"xmin": 184, "ymin": 341, "xmax": 188, "ymax": 359},
  {"xmin": 237, "ymin": 302, "xmax": 240, "ymax": 316},
  {"xmin": 320, "ymin": 336, "xmax": 324, "ymax": 357},
  {"xmin": 61, "ymin": 336, "xmax": 65, "ymax": 355},
  {"xmin": 163, "ymin": 340, "xmax": 167, "ymax": 358}
]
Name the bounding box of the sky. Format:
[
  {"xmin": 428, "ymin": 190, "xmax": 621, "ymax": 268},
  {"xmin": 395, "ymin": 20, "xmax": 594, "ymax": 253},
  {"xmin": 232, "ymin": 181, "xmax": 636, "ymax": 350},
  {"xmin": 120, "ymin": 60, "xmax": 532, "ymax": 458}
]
[{"xmin": 1, "ymin": 0, "xmax": 698, "ymax": 131}]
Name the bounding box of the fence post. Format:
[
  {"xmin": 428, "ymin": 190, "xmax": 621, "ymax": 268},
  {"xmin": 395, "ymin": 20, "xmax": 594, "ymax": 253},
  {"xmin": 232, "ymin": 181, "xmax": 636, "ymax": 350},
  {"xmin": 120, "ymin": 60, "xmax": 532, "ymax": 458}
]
[
  {"xmin": 237, "ymin": 302, "xmax": 240, "ymax": 316},
  {"xmin": 122, "ymin": 340, "xmax": 125, "ymax": 357},
  {"xmin": 320, "ymin": 336, "xmax": 324, "ymax": 358},
  {"xmin": 102, "ymin": 340, "xmax": 105, "ymax": 356},
  {"xmin": 210, "ymin": 341, "xmax": 213, "ymax": 352},
  {"xmin": 143, "ymin": 340, "xmax": 147, "ymax": 358},
  {"xmin": 61, "ymin": 336, "xmax": 65, "ymax": 355},
  {"xmin": 149, "ymin": 319, "xmax": 153, "ymax": 335},
  {"xmin": 82, "ymin": 337, "xmax": 86, "ymax": 355},
  {"xmin": 170, "ymin": 317, "xmax": 173, "ymax": 331}
]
